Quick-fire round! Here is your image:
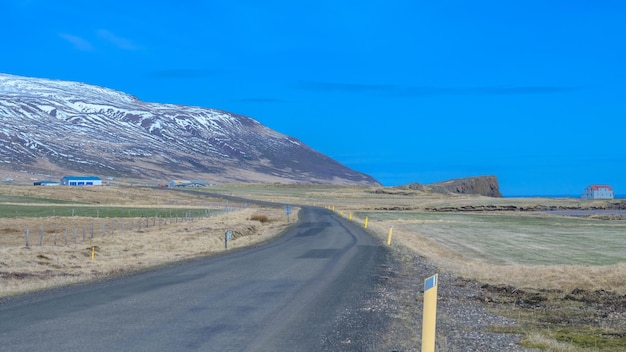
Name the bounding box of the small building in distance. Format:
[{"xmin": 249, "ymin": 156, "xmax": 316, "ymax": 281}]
[
  {"xmin": 168, "ymin": 179, "xmax": 208, "ymax": 187},
  {"xmin": 60, "ymin": 175, "xmax": 102, "ymax": 186},
  {"xmin": 581, "ymin": 185, "xmax": 614, "ymax": 199},
  {"xmin": 34, "ymin": 180, "xmax": 60, "ymax": 186}
]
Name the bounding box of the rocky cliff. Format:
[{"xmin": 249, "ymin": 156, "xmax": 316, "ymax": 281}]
[{"xmin": 430, "ymin": 176, "xmax": 503, "ymax": 197}]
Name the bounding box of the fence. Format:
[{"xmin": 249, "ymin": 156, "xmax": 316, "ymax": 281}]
[{"xmin": 22, "ymin": 206, "xmax": 245, "ymax": 247}]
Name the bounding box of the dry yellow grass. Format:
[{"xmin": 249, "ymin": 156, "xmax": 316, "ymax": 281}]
[
  {"xmin": 522, "ymin": 333, "xmax": 579, "ymax": 352},
  {"xmin": 350, "ymin": 212, "xmax": 626, "ymax": 294},
  {"xmin": 0, "ymin": 185, "xmax": 296, "ymax": 298},
  {"xmin": 0, "ymin": 185, "xmax": 217, "ymax": 206}
]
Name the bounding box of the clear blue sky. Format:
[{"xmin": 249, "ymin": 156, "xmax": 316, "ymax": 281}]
[{"xmin": 2, "ymin": 1, "xmax": 625, "ymax": 196}]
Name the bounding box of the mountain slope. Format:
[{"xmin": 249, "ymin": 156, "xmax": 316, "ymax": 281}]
[{"xmin": 0, "ymin": 73, "xmax": 379, "ymax": 185}]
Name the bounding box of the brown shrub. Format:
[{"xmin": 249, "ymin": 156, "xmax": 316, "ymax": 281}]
[{"xmin": 249, "ymin": 214, "xmax": 269, "ymax": 223}]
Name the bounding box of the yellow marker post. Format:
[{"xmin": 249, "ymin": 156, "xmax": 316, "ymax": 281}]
[
  {"xmin": 364, "ymin": 217, "xmax": 368, "ymax": 229},
  {"xmin": 332, "ymin": 205, "xmax": 335, "ymax": 211},
  {"xmin": 91, "ymin": 246, "xmax": 95, "ymax": 260},
  {"xmin": 349, "ymin": 213, "xmax": 353, "ymax": 220},
  {"xmin": 387, "ymin": 226, "xmax": 393, "ymax": 246},
  {"xmin": 422, "ymin": 274, "xmax": 438, "ymax": 352}
]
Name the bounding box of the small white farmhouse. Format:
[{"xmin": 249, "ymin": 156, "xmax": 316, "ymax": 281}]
[{"xmin": 581, "ymin": 185, "xmax": 614, "ymax": 199}]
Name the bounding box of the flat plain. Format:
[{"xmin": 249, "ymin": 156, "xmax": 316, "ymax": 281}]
[{"xmin": 1, "ymin": 183, "xmax": 625, "ymax": 351}]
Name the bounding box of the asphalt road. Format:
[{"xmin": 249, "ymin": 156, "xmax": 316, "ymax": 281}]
[{"xmin": 0, "ymin": 206, "xmax": 389, "ymax": 351}]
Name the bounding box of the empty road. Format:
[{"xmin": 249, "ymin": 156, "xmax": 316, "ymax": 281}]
[{"xmin": 0, "ymin": 206, "xmax": 389, "ymax": 351}]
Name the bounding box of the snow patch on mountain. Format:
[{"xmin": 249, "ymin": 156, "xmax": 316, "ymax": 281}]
[{"xmin": 0, "ymin": 73, "xmax": 379, "ymax": 185}]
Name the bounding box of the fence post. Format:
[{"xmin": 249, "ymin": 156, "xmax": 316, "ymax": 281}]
[
  {"xmin": 39, "ymin": 227, "xmax": 44, "ymax": 246},
  {"xmin": 25, "ymin": 228, "xmax": 29, "ymax": 247},
  {"xmin": 64, "ymin": 228, "xmax": 68, "ymax": 246},
  {"xmin": 74, "ymin": 228, "xmax": 77, "ymax": 244}
]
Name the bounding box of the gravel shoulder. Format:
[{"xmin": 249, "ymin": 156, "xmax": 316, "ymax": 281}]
[
  {"xmin": 325, "ymin": 243, "xmax": 541, "ymax": 352},
  {"xmin": 380, "ymin": 245, "xmax": 541, "ymax": 351}
]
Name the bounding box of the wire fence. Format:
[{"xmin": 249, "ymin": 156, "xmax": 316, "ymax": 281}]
[{"xmin": 22, "ymin": 206, "xmax": 246, "ymax": 247}]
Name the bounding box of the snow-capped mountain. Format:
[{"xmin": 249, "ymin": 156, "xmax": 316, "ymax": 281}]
[{"xmin": 0, "ymin": 73, "xmax": 379, "ymax": 185}]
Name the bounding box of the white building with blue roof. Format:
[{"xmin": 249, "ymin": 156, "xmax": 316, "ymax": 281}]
[{"xmin": 60, "ymin": 176, "xmax": 102, "ymax": 186}]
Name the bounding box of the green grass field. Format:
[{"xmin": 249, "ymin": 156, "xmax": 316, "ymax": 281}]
[{"xmin": 361, "ymin": 211, "xmax": 626, "ymax": 266}]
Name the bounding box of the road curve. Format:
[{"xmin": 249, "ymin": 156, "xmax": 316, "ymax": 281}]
[{"xmin": 0, "ymin": 207, "xmax": 389, "ymax": 351}]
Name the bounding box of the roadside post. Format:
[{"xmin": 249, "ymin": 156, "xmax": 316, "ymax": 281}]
[
  {"xmin": 387, "ymin": 226, "xmax": 393, "ymax": 246},
  {"xmin": 285, "ymin": 205, "xmax": 291, "ymax": 223},
  {"xmin": 224, "ymin": 230, "xmax": 233, "ymax": 249},
  {"xmin": 421, "ymin": 274, "xmax": 439, "ymax": 352},
  {"xmin": 364, "ymin": 217, "xmax": 369, "ymax": 229}
]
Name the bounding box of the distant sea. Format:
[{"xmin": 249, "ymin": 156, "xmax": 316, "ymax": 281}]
[{"xmin": 505, "ymin": 194, "xmax": 626, "ymax": 199}]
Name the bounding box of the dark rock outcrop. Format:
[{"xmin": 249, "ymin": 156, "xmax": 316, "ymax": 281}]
[{"xmin": 430, "ymin": 176, "xmax": 503, "ymax": 197}]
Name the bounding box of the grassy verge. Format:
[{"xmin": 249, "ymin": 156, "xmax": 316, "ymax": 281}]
[
  {"xmin": 0, "ymin": 204, "xmax": 222, "ymax": 218},
  {"xmin": 487, "ymin": 286, "xmax": 626, "ymax": 351},
  {"xmin": 354, "ymin": 210, "xmax": 626, "ymax": 351}
]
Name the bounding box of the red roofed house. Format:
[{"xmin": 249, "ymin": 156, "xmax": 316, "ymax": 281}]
[{"xmin": 581, "ymin": 185, "xmax": 614, "ymax": 199}]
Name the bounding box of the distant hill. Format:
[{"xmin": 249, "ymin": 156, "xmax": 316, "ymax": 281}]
[{"xmin": 0, "ymin": 73, "xmax": 379, "ymax": 186}]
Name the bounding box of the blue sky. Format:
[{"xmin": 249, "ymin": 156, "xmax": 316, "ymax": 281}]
[{"xmin": 2, "ymin": 1, "xmax": 625, "ymax": 196}]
